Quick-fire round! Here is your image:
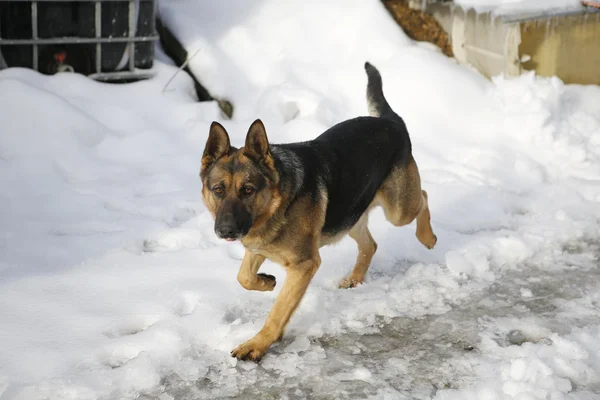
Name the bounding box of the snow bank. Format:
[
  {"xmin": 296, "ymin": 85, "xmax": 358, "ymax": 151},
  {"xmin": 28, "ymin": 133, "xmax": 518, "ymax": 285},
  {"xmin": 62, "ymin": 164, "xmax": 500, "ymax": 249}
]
[
  {"xmin": 0, "ymin": 0, "xmax": 599, "ymax": 399},
  {"xmin": 158, "ymin": 0, "xmax": 414, "ymax": 122}
]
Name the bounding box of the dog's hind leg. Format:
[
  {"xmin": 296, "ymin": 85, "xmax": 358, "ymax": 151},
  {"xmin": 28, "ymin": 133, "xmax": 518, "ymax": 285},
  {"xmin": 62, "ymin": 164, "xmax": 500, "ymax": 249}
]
[
  {"xmin": 415, "ymin": 190, "xmax": 436, "ymax": 249},
  {"xmin": 339, "ymin": 213, "xmax": 378, "ymax": 289},
  {"xmin": 378, "ymin": 157, "xmax": 437, "ymax": 250}
]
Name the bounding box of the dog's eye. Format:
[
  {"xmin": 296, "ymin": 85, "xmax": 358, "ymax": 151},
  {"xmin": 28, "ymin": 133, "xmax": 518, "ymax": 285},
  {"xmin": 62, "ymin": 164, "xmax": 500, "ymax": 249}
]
[
  {"xmin": 242, "ymin": 186, "xmax": 255, "ymax": 196},
  {"xmin": 212, "ymin": 186, "xmax": 224, "ymax": 196}
]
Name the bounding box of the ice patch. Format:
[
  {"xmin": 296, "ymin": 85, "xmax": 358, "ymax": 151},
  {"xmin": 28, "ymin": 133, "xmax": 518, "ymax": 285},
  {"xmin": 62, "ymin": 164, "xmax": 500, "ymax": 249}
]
[
  {"xmin": 284, "ymin": 335, "xmax": 311, "ymax": 353},
  {"xmin": 520, "ymin": 288, "xmax": 533, "ymax": 298},
  {"xmin": 445, "ymin": 248, "xmax": 493, "ymax": 280}
]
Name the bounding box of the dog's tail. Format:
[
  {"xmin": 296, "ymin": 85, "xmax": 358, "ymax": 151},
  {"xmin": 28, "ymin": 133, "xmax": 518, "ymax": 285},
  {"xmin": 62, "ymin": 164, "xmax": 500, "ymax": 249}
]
[{"xmin": 364, "ymin": 62, "xmax": 400, "ymax": 121}]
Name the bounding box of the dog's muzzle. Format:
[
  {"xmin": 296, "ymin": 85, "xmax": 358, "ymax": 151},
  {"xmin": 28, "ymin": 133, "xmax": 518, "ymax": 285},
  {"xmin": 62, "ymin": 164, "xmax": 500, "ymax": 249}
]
[{"xmin": 214, "ymin": 212, "xmax": 250, "ymax": 241}]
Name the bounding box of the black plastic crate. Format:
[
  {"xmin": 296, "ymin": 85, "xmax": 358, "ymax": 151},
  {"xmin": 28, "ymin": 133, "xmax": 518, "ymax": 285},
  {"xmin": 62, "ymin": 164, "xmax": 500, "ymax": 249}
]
[{"xmin": 0, "ymin": 0, "xmax": 158, "ymax": 81}]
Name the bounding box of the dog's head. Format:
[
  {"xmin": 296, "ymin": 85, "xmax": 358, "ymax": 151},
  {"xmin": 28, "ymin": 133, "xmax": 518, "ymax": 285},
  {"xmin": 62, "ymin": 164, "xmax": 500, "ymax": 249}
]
[{"xmin": 200, "ymin": 119, "xmax": 281, "ymax": 241}]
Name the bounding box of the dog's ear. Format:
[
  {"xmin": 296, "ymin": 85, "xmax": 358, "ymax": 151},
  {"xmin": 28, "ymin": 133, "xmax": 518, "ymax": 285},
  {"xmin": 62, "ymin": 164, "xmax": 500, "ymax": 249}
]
[
  {"xmin": 244, "ymin": 119, "xmax": 271, "ymax": 161},
  {"xmin": 202, "ymin": 122, "xmax": 231, "ymax": 168}
]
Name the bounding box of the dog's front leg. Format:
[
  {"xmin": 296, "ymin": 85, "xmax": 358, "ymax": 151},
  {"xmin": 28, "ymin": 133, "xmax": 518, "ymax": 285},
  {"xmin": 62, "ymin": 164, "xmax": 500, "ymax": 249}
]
[
  {"xmin": 237, "ymin": 250, "xmax": 275, "ymax": 291},
  {"xmin": 231, "ymin": 252, "xmax": 321, "ymax": 361}
]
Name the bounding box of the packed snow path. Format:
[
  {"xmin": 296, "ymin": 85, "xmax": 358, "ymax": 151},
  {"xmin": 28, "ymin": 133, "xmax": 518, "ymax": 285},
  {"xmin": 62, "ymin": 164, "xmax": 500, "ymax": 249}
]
[
  {"xmin": 2, "ymin": 0, "xmax": 600, "ymax": 399},
  {"xmin": 138, "ymin": 244, "xmax": 600, "ymax": 400}
]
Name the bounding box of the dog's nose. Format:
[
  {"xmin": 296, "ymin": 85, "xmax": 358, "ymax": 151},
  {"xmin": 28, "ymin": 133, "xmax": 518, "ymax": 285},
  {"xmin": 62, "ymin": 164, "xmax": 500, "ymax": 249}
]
[
  {"xmin": 216, "ymin": 225, "xmax": 237, "ymax": 239},
  {"xmin": 215, "ymin": 211, "xmax": 250, "ymax": 241}
]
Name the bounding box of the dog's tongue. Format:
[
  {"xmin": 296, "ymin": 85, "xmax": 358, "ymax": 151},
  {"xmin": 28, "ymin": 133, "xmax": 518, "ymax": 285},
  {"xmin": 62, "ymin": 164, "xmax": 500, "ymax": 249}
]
[{"xmin": 226, "ymin": 238, "xmax": 235, "ymax": 242}]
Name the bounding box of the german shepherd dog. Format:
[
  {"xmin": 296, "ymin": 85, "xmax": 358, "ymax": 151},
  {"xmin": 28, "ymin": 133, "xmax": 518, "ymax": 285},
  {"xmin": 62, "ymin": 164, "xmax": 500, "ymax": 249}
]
[{"xmin": 200, "ymin": 63, "xmax": 437, "ymax": 361}]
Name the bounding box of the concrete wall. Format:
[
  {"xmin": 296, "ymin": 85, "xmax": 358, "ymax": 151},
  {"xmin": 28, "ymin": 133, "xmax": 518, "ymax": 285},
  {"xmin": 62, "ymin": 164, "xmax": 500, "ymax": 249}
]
[
  {"xmin": 427, "ymin": 3, "xmax": 600, "ymax": 85},
  {"xmin": 428, "ymin": 4, "xmax": 521, "ymax": 78},
  {"xmin": 519, "ymin": 13, "xmax": 600, "ymax": 85}
]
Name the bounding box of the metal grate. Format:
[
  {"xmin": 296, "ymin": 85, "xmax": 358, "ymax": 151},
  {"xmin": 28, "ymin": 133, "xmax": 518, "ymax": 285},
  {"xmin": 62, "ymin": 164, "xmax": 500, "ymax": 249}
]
[{"xmin": 0, "ymin": 0, "xmax": 159, "ymax": 81}]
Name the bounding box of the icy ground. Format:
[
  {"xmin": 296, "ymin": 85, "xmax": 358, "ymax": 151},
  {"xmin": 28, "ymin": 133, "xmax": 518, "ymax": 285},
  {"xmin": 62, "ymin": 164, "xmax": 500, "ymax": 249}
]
[{"xmin": 1, "ymin": 0, "xmax": 600, "ymax": 399}]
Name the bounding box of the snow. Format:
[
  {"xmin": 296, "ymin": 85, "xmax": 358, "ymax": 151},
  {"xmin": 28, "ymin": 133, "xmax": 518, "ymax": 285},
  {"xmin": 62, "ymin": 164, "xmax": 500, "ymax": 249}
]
[
  {"xmin": 452, "ymin": 0, "xmax": 584, "ymax": 16},
  {"xmin": 1, "ymin": 0, "xmax": 600, "ymax": 399}
]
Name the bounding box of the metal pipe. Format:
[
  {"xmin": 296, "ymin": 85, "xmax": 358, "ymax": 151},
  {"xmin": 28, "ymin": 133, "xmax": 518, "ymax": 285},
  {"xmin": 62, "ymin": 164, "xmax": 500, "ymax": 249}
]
[
  {"xmin": 95, "ymin": 1, "xmax": 101, "ymax": 73},
  {"xmin": 150, "ymin": 0, "xmax": 157, "ymax": 37},
  {"xmin": 31, "ymin": 1, "xmax": 38, "ymax": 71},
  {"xmin": 128, "ymin": 0, "xmax": 135, "ymax": 71},
  {"xmin": 88, "ymin": 69, "xmax": 154, "ymax": 81},
  {"xmin": 0, "ymin": 12, "xmax": 4, "ymax": 70},
  {"xmin": 0, "ymin": 36, "xmax": 158, "ymax": 45},
  {"xmin": 7, "ymin": 0, "xmax": 151, "ymax": 2},
  {"xmin": 502, "ymin": 8, "xmax": 599, "ymax": 23}
]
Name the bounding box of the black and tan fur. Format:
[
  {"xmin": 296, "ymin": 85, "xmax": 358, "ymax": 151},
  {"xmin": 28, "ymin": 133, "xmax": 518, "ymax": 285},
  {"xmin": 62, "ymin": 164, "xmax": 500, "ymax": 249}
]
[{"xmin": 200, "ymin": 62, "xmax": 437, "ymax": 361}]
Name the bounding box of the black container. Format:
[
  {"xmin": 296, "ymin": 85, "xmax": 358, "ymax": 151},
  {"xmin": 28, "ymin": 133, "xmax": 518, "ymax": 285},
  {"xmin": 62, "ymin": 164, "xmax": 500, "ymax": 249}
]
[{"xmin": 0, "ymin": 0, "xmax": 158, "ymax": 80}]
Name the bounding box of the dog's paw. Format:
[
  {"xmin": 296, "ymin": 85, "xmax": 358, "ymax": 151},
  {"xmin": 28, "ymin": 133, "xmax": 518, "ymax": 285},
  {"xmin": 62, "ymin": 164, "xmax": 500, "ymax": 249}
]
[
  {"xmin": 338, "ymin": 276, "xmax": 363, "ymax": 289},
  {"xmin": 231, "ymin": 333, "xmax": 272, "ymax": 362},
  {"xmin": 430, "ymin": 234, "xmax": 438, "ymax": 249},
  {"xmin": 238, "ymin": 273, "xmax": 276, "ymax": 291},
  {"xmin": 257, "ymin": 273, "xmax": 276, "ymax": 291},
  {"xmin": 418, "ymin": 233, "xmax": 437, "ymax": 250}
]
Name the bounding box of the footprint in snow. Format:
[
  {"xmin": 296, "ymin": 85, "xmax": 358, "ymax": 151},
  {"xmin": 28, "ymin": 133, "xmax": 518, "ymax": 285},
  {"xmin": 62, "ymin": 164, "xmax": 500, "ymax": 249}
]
[
  {"xmin": 142, "ymin": 228, "xmax": 211, "ymax": 253},
  {"xmin": 50, "ymin": 222, "xmax": 125, "ymax": 236},
  {"xmin": 103, "ymin": 345, "xmax": 145, "ymax": 369},
  {"xmin": 222, "ymin": 306, "xmax": 244, "ymax": 324},
  {"xmin": 101, "ymin": 316, "xmax": 162, "ymax": 368},
  {"xmin": 102, "ymin": 315, "xmax": 160, "ymax": 338},
  {"xmin": 165, "ymin": 205, "xmax": 200, "ymax": 228},
  {"xmin": 172, "ymin": 291, "xmax": 201, "ymax": 317}
]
